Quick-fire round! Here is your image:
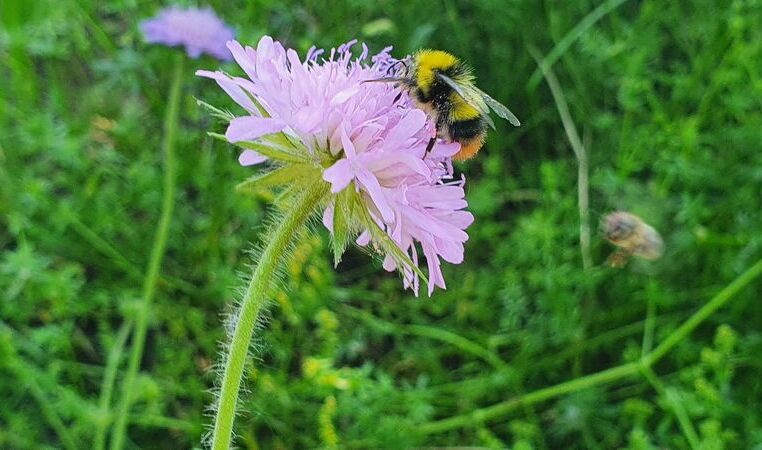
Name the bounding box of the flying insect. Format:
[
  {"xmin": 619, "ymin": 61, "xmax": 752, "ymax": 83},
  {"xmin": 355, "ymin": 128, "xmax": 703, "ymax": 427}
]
[{"xmin": 603, "ymin": 211, "xmax": 664, "ymax": 267}]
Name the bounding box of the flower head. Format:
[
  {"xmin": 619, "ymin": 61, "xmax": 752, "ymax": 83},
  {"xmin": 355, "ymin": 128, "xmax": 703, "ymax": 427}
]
[
  {"xmin": 140, "ymin": 6, "xmax": 234, "ymax": 60},
  {"xmin": 197, "ymin": 36, "xmax": 474, "ymax": 296}
]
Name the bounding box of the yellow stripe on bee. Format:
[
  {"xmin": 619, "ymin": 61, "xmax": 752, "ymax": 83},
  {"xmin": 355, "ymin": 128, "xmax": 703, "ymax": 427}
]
[
  {"xmin": 415, "ymin": 50, "xmax": 459, "ymax": 93},
  {"xmin": 449, "ymin": 92, "xmax": 481, "ymax": 121}
]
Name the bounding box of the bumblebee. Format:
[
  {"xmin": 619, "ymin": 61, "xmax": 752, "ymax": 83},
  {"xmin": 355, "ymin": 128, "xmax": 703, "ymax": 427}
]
[
  {"xmin": 371, "ymin": 49, "xmax": 520, "ymax": 161},
  {"xmin": 603, "ymin": 211, "xmax": 663, "ymax": 267}
]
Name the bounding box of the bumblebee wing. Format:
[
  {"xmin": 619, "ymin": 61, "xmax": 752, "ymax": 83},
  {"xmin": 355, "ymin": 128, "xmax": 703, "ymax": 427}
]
[
  {"xmin": 362, "ymin": 76, "xmax": 406, "ymax": 84},
  {"xmin": 476, "ymin": 88, "xmax": 521, "ymax": 127},
  {"xmin": 437, "ymin": 73, "xmax": 495, "ymax": 129}
]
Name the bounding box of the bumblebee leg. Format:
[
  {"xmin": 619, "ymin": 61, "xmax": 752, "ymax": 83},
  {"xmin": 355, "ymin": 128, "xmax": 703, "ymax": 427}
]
[{"xmin": 424, "ymin": 137, "xmax": 436, "ymax": 158}]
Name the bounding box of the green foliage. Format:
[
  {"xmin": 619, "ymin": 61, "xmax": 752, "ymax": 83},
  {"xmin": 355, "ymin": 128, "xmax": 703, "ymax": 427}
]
[{"xmin": 2, "ymin": 0, "xmax": 762, "ymax": 448}]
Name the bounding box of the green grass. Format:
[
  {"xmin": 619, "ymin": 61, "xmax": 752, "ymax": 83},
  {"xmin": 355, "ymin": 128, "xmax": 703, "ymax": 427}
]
[{"xmin": 2, "ymin": 0, "xmax": 762, "ymax": 448}]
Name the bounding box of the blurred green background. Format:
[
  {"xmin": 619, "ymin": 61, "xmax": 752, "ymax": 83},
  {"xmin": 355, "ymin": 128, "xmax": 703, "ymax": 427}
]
[{"xmin": 2, "ymin": 0, "xmax": 762, "ymax": 448}]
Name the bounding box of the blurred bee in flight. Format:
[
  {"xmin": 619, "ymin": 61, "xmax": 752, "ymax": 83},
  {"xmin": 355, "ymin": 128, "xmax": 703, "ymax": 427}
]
[
  {"xmin": 603, "ymin": 211, "xmax": 664, "ymax": 267},
  {"xmin": 368, "ymin": 50, "xmax": 520, "ymax": 161}
]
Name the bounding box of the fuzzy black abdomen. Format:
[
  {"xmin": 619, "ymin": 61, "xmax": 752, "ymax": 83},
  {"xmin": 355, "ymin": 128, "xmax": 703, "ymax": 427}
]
[{"xmin": 449, "ymin": 117, "xmax": 485, "ymax": 140}]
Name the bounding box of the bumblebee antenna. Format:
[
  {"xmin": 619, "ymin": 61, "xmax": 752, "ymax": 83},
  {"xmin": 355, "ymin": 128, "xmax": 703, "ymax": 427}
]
[
  {"xmin": 363, "ymin": 58, "xmax": 412, "ymax": 84},
  {"xmin": 384, "ymin": 59, "xmax": 407, "ymax": 75}
]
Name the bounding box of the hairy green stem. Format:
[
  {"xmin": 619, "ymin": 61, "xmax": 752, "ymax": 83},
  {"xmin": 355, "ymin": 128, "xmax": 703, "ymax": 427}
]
[
  {"xmin": 110, "ymin": 53, "xmax": 184, "ymax": 450},
  {"xmin": 211, "ymin": 180, "xmax": 328, "ymax": 450},
  {"xmin": 419, "ymin": 257, "xmax": 762, "ymax": 435}
]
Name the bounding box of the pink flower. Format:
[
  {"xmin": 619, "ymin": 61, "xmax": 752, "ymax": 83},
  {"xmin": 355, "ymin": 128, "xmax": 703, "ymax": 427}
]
[
  {"xmin": 197, "ymin": 36, "xmax": 474, "ymax": 296},
  {"xmin": 141, "ymin": 7, "xmax": 234, "ymax": 60}
]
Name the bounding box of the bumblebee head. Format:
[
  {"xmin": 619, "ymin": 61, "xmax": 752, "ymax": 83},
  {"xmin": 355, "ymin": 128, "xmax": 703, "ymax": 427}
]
[{"xmin": 413, "ymin": 50, "xmax": 460, "ymax": 95}]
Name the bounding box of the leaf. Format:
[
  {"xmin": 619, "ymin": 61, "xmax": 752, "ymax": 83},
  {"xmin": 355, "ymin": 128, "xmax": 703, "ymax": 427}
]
[
  {"xmin": 330, "ymin": 189, "xmax": 355, "ymax": 266},
  {"xmin": 271, "ymin": 183, "xmax": 300, "ymax": 209},
  {"xmin": 241, "ymin": 141, "xmax": 310, "ymax": 164},
  {"xmin": 195, "ymin": 98, "xmax": 235, "ymax": 121},
  {"xmin": 272, "ymin": 173, "xmax": 328, "ymax": 211},
  {"xmin": 207, "ymin": 132, "xmax": 310, "ymax": 164},
  {"xmin": 240, "ymin": 87, "xmax": 270, "ymax": 117},
  {"xmin": 235, "ymin": 164, "xmax": 319, "ymax": 195}
]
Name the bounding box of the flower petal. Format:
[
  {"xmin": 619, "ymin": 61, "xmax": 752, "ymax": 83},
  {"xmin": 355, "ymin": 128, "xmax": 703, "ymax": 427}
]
[
  {"xmin": 226, "ymin": 117, "xmax": 286, "ymax": 143},
  {"xmin": 382, "ymin": 254, "xmax": 396, "ymax": 271},
  {"xmin": 356, "ymin": 230, "xmax": 371, "ymax": 246},
  {"xmin": 355, "ymin": 167, "xmax": 394, "ymax": 222},
  {"xmin": 322, "ymin": 201, "xmax": 335, "ymax": 232},
  {"xmin": 331, "ymin": 86, "xmax": 360, "ymax": 105},
  {"xmin": 430, "ymin": 141, "xmax": 461, "ymax": 159},
  {"xmin": 384, "ymin": 109, "xmax": 427, "ymax": 145},
  {"xmin": 323, "ymin": 159, "xmax": 354, "ymax": 193},
  {"xmin": 227, "ymin": 40, "xmax": 258, "ymax": 80},
  {"xmin": 238, "ymin": 150, "xmax": 267, "ymax": 166},
  {"xmin": 196, "ymin": 70, "xmax": 259, "ymax": 114}
]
